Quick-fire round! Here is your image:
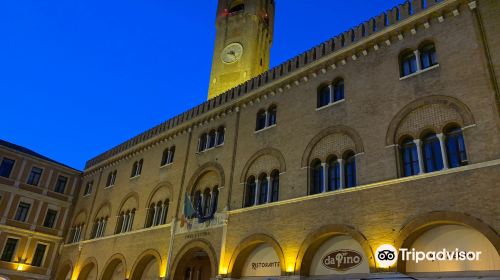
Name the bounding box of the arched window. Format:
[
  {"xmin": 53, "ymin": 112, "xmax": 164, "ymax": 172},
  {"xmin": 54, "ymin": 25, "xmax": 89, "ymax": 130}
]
[
  {"xmin": 317, "ymin": 85, "xmax": 331, "ymax": 108},
  {"xmin": 419, "ymin": 43, "xmax": 437, "ymax": 69},
  {"xmin": 194, "ymin": 190, "xmax": 202, "ymax": 216},
  {"xmin": 154, "ymin": 202, "xmax": 163, "ymax": 226},
  {"xmin": 161, "ymin": 199, "xmax": 169, "ymax": 224},
  {"xmin": 270, "ymin": 170, "xmax": 279, "ymax": 202},
  {"xmin": 445, "ymin": 127, "xmax": 468, "ymax": 168},
  {"xmin": 130, "ymin": 162, "xmax": 138, "ymax": 178},
  {"xmin": 400, "ymin": 50, "xmax": 417, "ymax": 77},
  {"xmin": 256, "ymin": 109, "xmax": 267, "ymax": 130},
  {"xmin": 216, "ymin": 126, "xmax": 225, "ymax": 146},
  {"xmin": 199, "ymin": 133, "xmax": 207, "ymax": 152},
  {"xmin": 344, "ymin": 151, "xmax": 357, "ymax": 188},
  {"xmin": 327, "ymin": 157, "xmax": 341, "ymax": 191},
  {"xmin": 115, "ymin": 212, "xmax": 124, "ymax": 234},
  {"xmin": 333, "ymin": 79, "xmax": 344, "ymax": 102},
  {"xmin": 310, "ymin": 159, "xmax": 323, "ymax": 194},
  {"xmin": 422, "ymin": 133, "xmax": 444, "ymax": 172},
  {"xmin": 211, "ymin": 187, "xmax": 219, "ymax": 215},
  {"xmin": 202, "ymin": 188, "xmax": 212, "ymax": 217},
  {"xmin": 244, "ymin": 176, "xmax": 256, "ymax": 207},
  {"xmin": 208, "ymin": 130, "xmax": 216, "ymax": 149},
  {"xmin": 145, "ymin": 203, "xmax": 155, "ymax": 228},
  {"xmin": 401, "ymin": 138, "xmax": 420, "ymax": 177},
  {"xmin": 161, "ymin": 146, "xmax": 175, "ymax": 166},
  {"xmin": 258, "ymin": 174, "xmax": 268, "ymax": 205},
  {"xmin": 268, "ymin": 105, "xmax": 277, "ymax": 126}
]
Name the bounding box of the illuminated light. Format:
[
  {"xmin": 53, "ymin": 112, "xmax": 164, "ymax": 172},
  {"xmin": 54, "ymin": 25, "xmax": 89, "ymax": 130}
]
[
  {"xmin": 375, "ymin": 244, "xmax": 398, "ymax": 268},
  {"xmin": 17, "ymin": 263, "xmax": 25, "ymax": 271},
  {"xmin": 286, "ymin": 264, "xmax": 294, "ymax": 273},
  {"xmin": 219, "ymin": 266, "xmax": 228, "ymax": 275}
]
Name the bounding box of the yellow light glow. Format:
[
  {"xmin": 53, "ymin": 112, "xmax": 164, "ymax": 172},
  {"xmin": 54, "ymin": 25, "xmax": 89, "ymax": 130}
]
[
  {"xmin": 286, "ymin": 264, "xmax": 294, "ymax": 273},
  {"xmin": 219, "ymin": 265, "xmax": 228, "ymax": 275},
  {"xmin": 17, "ymin": 263, "xmax": 25, "ymax": 271}
]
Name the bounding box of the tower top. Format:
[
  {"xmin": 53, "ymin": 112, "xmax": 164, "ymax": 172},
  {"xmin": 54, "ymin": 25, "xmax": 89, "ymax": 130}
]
[{"xmin": 207, "ymin": 0, "xmax": 275, "ymax": 100}]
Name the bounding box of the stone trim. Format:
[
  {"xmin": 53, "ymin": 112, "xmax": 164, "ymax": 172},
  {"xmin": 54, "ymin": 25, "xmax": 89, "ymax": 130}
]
[
  {"xmin": 129, "ymin": 249, "xmax": 163, "ymax": 280},
  {"xmin": 239, "ymin": 147, "xmax": 286, "ymax": 183}
]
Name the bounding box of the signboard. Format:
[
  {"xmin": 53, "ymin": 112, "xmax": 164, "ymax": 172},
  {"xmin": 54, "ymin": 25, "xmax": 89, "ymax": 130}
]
[
  {"xmin": 241, "ymin": 244, "xmax": 281, "ymax": 277},
  {"xmin": 406, "ymin": 225, "xmax": 500, "ymax": 272},
  {"xmin": 310, "ymin": 235, "xmax": 369, "ymax": 276}
]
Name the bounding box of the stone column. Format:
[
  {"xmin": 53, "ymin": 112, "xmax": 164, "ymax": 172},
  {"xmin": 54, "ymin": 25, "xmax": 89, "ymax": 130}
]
[
  {"xmin": 413, "ymin": 139, "xmax": 425, "ymax": 174},
  {"xmin": 437, "ymin": 133, "xmax": 449, "ymax": 169}
]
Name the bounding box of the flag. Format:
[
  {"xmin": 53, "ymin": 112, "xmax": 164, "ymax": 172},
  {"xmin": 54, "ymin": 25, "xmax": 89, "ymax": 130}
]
[{"xmin": 183, "ymin": 193, "xmax": 196, "ymax": 219}]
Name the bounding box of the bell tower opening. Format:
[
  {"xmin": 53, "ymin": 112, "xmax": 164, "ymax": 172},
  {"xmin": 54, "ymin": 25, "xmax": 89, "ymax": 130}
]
[{"xmin": 207, "ymin": 0, "xmax": 275, "ymax": 100}]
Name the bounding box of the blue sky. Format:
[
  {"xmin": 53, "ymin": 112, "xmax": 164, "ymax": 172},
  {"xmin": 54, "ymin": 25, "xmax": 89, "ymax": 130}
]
[{"xmin": 0, "ymin": 0, "xmax": 403, "ymax": 170}]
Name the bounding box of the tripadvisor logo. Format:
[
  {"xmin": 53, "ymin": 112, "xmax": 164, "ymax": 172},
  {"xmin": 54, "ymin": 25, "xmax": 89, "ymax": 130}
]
[{"xmin": 375, "ymin": 244, "xmax": 483, "ymax": 267}]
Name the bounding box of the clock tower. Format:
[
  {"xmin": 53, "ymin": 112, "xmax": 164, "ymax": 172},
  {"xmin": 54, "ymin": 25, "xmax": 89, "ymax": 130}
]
[{"xmin": 207, "ymin": 0, "xmax": 275, "ymax": 100}]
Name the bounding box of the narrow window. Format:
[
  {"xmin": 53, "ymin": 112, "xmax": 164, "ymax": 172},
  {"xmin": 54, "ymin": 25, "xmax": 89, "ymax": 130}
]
[
  {"xmin": 423, "ymin": 133, "xmax": 444, "ymax": 172},
  {"xmin": 268, "ymin": 105, "xmax": 277, "ymax": 126},
  {"xmin": 168, "ymin": 146, "xmax": 175, "ymax": 164},
  {"xmin": 401, "ymin": 138, "xmax": 420, "ymax": 176},
  {"xmin": 84, "ymin": 181, "xmax": 93, "ymax": 196},
  {"xmin": 161, "ymin": 148, "xmax": 169, "ymax": 166},
  {"xmin": 27, "ymin": 167, "xmax": 43, "ymax": 186},
  {"xmin": 106, "ymin": 172, "xmax": 113, "ymax": 187},
  {"xmin": 361, "ymin": 24, "xmax": 366, "ymax": 37},
  {"xmin": 344, "ymin": 152, "xmax": 357, "ymax": 188},
  {"xmin": 327, "ymin": 157, "xmax": 341, "ymax": 191},
  {"xmin": 211, "ymin": 187, "xmax": 219, "ymax": 215},
  {"xmin": 154, "ymin": 202, "xmax": 163, "ymax": 226},
  {"xmin": 54, "ymin": 175, "xmax": 68, "ymax": 193},
  {"xmin": 15, "ymin": 202, "xmax": 31, "ymax": 222},
  {"xmin": 244, "ymin": 176, "xmax": 256, "ymax": 207},
  {"xmin": 161, "ymin": 200, "xmax": 169, "ymax": 224},
  {"xmin": 400, "ymin": 51, "xmax": 417, "ymax": 77},
  {"xmin": 317, "ymin": 85, "xmax": 331, "ymax": 108},
  {"xmin": 270, "ymin": 170, "xmax": 279, "ymax": 202},
  {"xmin": 202, "ymin": 188, "xmax": 212, "ymax": 217},
  {"xmin": 333, "ymin": 79, "xmax": 345, "ymax": 102},
  {"xmin": 137, "ymin": 159, "xmax": 143, "ymax": 175},
  {"xmin": 258, "ymin": 174, "xmax": 268, "ymax": 205},
  {"xmin": 31, "ymin": 244, "xmax": 47, "ymax": 267},
  {"xmin": 208, "ymin": 130, "xmax": 216, "ymax": 149},
  {"xmin": 43, "ymin": 209, "xmax": 58, "ymax": 228},
  {"xmin": 256, "ymin": 110, "xmax": 267, "ymax": 131},
  {"xmin": 199, "ymin": 133, "xmax": 207, "ymax": 152},
  {"xmin": 310, "ymin": 160, "xmax": 323, "ymax": 195},
  {"xmin": 1, "ymin": 238, "xmax": 18, "ymax": 262},
  {"xmin": 445, "ymin": 127, "xmax": 468, "ymax": 168},
  {"xmin": 192, "ymin": 191, "xmax": 201, "ymax": 218},
  {"xmin": 146, "ymin": 204, "xmax": 155, "ymax": 227},
  {"xmin": 0, "ymin": 158, "xmax": 15, "ymax": 178},
  {"xmin": 216, "ymin": 126, "xmax": 225, "ymax": 145},
  {"xmin": 419, "ymin": 43, "xmax": 438, "ymax": 69},
  {"xmin": 131, "ymin": 162, "xmax": 138, "ymax": 177}
]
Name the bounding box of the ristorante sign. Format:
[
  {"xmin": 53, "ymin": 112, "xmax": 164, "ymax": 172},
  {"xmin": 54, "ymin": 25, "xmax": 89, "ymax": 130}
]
[{"xmin": 321, "ymin": 250, "xmax": 363, "ymax": 271}]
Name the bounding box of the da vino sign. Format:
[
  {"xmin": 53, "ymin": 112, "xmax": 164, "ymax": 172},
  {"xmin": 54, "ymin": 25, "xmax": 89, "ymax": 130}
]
[{"xmin": 321, "ymin": 250, "xmax": 363, "ymax": 271}]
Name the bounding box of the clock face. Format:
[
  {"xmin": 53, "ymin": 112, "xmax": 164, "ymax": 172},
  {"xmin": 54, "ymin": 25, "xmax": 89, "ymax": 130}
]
[{"xmin": 221, "ymin": 43, "xmax": 243, "ymax": 64}]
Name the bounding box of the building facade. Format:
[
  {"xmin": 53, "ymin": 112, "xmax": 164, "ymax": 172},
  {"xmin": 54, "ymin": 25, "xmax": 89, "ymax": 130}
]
[
  {"xmin": 2, "ymin": 0, "xmax": 500, "ymax": 279},
  {"xmin": 0, "ymin": 140, "xmax": 81, "ymax": 280}
]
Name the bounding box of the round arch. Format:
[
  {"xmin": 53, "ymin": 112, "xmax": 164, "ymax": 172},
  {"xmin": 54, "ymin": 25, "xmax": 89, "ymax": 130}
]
[
  {"xmin": 301, "ymin": 125, "xmax": 364, "ymax": 167},
  {"xmin": 146, "ymin": 183, "xmax": 173, "ymax": 206},
  {"xmin": 55, "ymin": 260, "xmax": 73, "ymax": 280},
  {"xmin": 186, "ymin": 162, "xmax": 225, "ymax": 195},
  {"xmin": 129, "ymin": 249, "xmax": 163, "ymax": 280},
  {"xmin": 92, "ymin": 201, "xmax": 111, "ymax": 220},
  {"xmin": 385, "ymin": 95, "xmax": 475, "ymax": 145},
  {"xmin": 294, "ymin": 224, "xmax": 376, "ymax": 275},
  {"xmin": 239, "ymin": 147, "xmax": 286, "ymax": 183},
  {"xmin": 76, "ymin": 257, "xmax": 98, "ymax": 280},
  {"xmin": 227, "ymin": 233, "xmax": 286, "ymax": 278},
  {"xmin": 170, "ymin": 239, "xmax": 218, "ymax": 280},
  {"xmin": 72, "ymin": 209, "xmax": 88, "ymax": 225},
  {"xmin": 116, "ymin": 191, "xmax": 140, "ymax": 215},
  {"xmin": 395, "ymin": 211, "xmax": 500, "ymax": 273},
  {"xmin": 101, "ymin": 253, "xmax": 127, "ymax": 280}
]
